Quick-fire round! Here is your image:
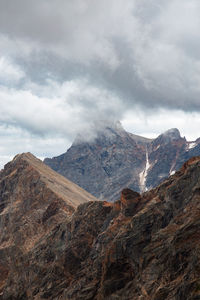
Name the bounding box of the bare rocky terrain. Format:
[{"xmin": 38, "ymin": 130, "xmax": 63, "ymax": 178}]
[
  {"xmin": 45, "ymin": 123, "xmax": 200, "ymax": 201},
  {"xmin": 0, "ymin": 152, "xmax": 200, "ymax": 299},
  {"xmin": 0, "ymin": 153, "xmax": 96, "ymax": 299}
]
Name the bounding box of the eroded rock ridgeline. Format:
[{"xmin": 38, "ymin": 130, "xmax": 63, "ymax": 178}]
[
  {"xmin": 44, "ymin": 124, "xmax": 200, "ymax": 201},
  {"xmin": 0, "ymin": 153, "xmax": 96, "ymax": 299},
  {"xmin": 0, "ymin": 154, "xmax": 200, "ymax": 299}
]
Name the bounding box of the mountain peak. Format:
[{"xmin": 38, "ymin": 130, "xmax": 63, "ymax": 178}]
[
  {"xmin": 11, "ymin": 152, "xmax": 38, "ymax": 164},
  {"xmin": 3, "ymin": 152, "xmax": 96, "ymax": 209},
  {"xmin": 74, "ymin": 120, "xmax": 125, "ymax": 145},
  {"xmin": 44, "ymin": 125, "xmax": 200, "ymax": 201},
  {"xmin": 163, "ymin": 128, "xmax": 181, "ymax": 140},
  {"xmin": 155, "ymin": 128, "xmax": 182, "ymax": 144},
  {"xmin": 0, "ymin": 152, "xmax": 97, "ymax": 297}
]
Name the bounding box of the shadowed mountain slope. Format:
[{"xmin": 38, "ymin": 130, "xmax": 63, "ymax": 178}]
[
  {"xmin": 1, "ymin": 155, "xmax": 200, "ymax": 299},
  {"xmin": 59, "ymin": 156, "xmax": 200, "ymax": 299}
]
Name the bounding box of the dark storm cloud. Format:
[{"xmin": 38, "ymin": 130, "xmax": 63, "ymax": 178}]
[{"xmin": 0, "ymin": 0, "xmax": 200, "ymax": 140}]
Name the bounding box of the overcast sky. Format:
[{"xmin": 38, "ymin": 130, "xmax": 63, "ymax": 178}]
[{"xmin": 0, "ymin": 0, "xmax": 200, "ymax": 168}]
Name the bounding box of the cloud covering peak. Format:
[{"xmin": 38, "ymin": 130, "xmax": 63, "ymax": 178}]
[{"xmin": 0, "ymin": 0, "xmax": 200, "ymax": 167}]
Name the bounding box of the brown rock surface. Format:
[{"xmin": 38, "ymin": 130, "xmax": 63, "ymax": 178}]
[
  {"xmin": 60, "ymin": 157, "xmax": 200, "ymax": 299},
  {"xmin": 1, "ymin": 154, "xmax": 200, "ymax": 299},
  {"xmin": 0, "ymin": 153, "xmax": 96, "ymax": 299}
]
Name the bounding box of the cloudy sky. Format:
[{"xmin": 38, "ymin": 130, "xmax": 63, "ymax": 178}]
[{"xmin": 0, "ymin": 0, "xmax": 200, "ymax": 168}]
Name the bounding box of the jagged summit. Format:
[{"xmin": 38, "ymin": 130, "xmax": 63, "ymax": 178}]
[
  {"xmin": 73, "ymin": 120, "xmax": 153, "ymax": 147},
  {"xmin": 44, "ymin": 123, "xmax": 145, "ymax": 201},
  {"xmin": 155, "ymin": 128, "xmax": 182, "ymax": 144},
  {"xmin": 74, "ymin": 120, "xmax": 125, "ymax": 145},
  {"xmin": 162, "ymin": 128, "xmax": 181, "ymax": 140},
  {"xmin": 45, "ymin": 126, "xmax": 200, "ymax": 201}
]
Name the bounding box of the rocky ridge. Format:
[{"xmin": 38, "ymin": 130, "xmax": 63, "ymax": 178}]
[
  {"xmin": 45, "ymin": 122, "xmax": 149, "ymax": 201},
  {"xmin": 45, "ymin": 123, "xmax": 200, "ymax": 201},
  {"xmin": 1, "ymin": 154, "xmax": 200, "ymax": 299},
  {"xmin": 59, "ymin": 156, "xmax": 200, "ymax": 299},
  {"xmin": 0, "ymin": 153, "xmax": 96, "ymax": 298}
]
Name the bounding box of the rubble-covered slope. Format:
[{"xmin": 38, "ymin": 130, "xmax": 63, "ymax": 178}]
[{"xmin": 1, "ymin": 155, "xmax": 200, "ymax": 299}]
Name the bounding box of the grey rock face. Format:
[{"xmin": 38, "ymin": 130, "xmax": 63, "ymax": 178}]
[
  {"xmin": 44, "ymin": 123, "xmax": 200, "ymax": 201},
  {"xmin": 161, "ymin": 128, "xmax": 181, "ymax": 141},
  {"xmin": 45, "ymin": 124, "xmax": 149, "ymax": 201}
]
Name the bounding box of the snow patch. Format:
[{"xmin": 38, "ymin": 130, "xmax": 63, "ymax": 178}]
[
  {"xmin": 170, "ymin": 170, "xmax": 175, "ymax": 175},
  {"xmin": 139, "ymin": 149, "xmax": 151, "ymax": 193},
  {"xmin": 187, "ymin": 142, "xmax": 197, "ymax": 150},
  {"xmin": 154, "ymin": 145, "xmax": 160, "ymax": 151},
  {"xmin": 169, "ymin": 163, "xmax": 176, "ymax": 176}
]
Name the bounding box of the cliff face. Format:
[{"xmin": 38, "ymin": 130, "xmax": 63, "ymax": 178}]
[
  {"xmin": 44, "ymin": 125, "xmax": 200, "ymax": 201},
  {"xmin": 44, "ymin": 123, "xmax": 152, "ymax": 201},
  {"xmin": 1, "ymin": 154, "xmax": 200, "ymax": 299},
  {"xmin": 60, "ymin": 156, "xmax": 200, "ymax": 300},
  {"xmin": 0, "ymin": 153, "xmax": 96, "ymax": 299}
]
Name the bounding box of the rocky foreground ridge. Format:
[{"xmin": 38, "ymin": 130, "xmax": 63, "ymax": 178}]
[
  {"xmin": 0, "ymin": 153, "xmax": 200, "ymax": 299},
  {"xmin": 45, "ymin": 123, "xmax": 200, "ymax": 201},
  {"xmin": 0, "ymin": 153, "xmax": 96, "ymax": 299}
]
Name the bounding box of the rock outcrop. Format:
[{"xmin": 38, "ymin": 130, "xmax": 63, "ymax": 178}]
[
  {"xmin": 0, "ymin": 153, "xmax": 96, "ymax": 299},
  {"xmin": 59, "ymin": 156, "xmax": 200, "ymax": 299},
  {"xmin": 1, "ymin": 154, "xmax": 200, "ymax": 299},
  {"xmin": 44, "ymin": 123, "xmax": 200, "ymax": 201},
  {"xmin": 44, "ymin": 122, "xmax": 152, "ymax": 201}
]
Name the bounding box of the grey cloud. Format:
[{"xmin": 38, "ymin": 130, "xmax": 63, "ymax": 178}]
[
  {"xmin": 0, "ymin": 0, "xmax": 199, "ymax": 111},
  {"xmin": 1, "ymin": 0, "xmax": 200, "ymax": 167},
  {"xmin": 0, "ymin": 124, "xmax": 71, "ymax": 169},
  {"xmin": 0, "ymin": 0, "xmax": 200, "ymax": 110},
  {"xmin": 0, "ymin": 81, "xmax": 124, "ymax": 139}
]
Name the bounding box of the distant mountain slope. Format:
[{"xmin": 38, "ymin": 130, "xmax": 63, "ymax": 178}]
[
  {"xmin": 147, "ymin": 128, "xmax": 200, "ymax": 188},
  {"xmin": 44, "ymin": 123, "xmax": 200, "ymax": 201},
  {"xmin": 0, "ymin": 152, "xmax": 96, "ymax": 297},
  {"xmin": 44, "ymin": 123, "xmax": 147, "ymax": 201}
]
